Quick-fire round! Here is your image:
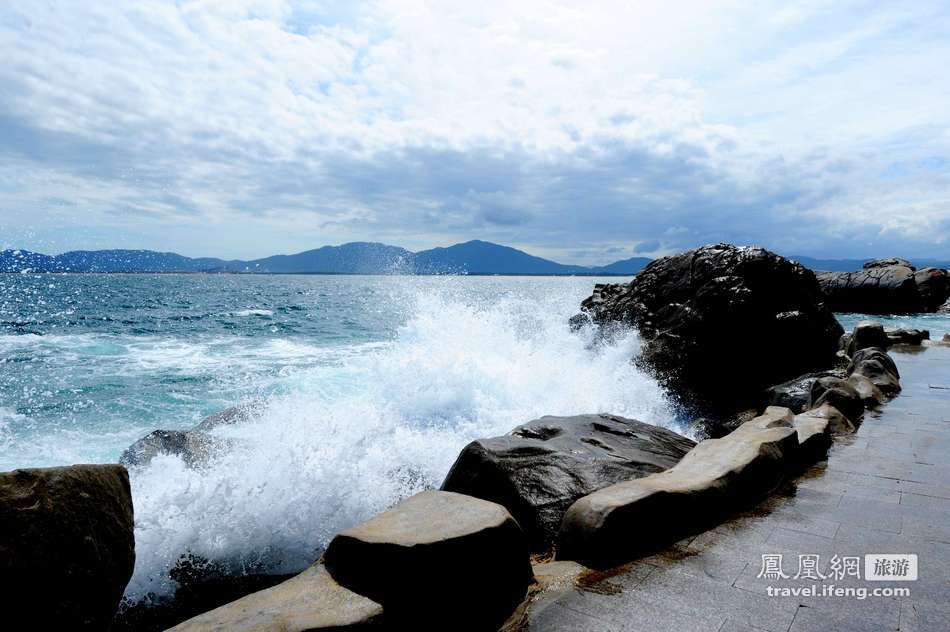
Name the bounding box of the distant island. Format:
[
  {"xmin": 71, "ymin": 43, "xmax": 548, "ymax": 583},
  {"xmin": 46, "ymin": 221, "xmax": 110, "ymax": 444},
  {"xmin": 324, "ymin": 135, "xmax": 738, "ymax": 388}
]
[{"xmin": 2, "ymin": 240, "xmax": 947, "ymax": 275}]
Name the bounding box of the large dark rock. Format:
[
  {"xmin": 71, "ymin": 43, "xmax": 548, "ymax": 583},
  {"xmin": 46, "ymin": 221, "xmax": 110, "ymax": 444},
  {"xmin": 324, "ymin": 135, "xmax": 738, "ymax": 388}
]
[
  {"xmin": 847, "ymin": 321, "xmax": 889, "ymax": 355},
  {"xmin": 577, "ymin": 244, "xmax": 843, "ymax": 417},
  {"xmin": 817, "ymin": 260, "xmax": 950, "ymax": 314},
  {"xmin": 441, "ymin": 414, "xmax": 695, "ymax": 550},
  {"xmin": 764, "ymin": 370, "xmax": 844, "ymax": 414},
  {"xmin": 885, "ymin": 328, "xmax": 929, "ymax": 346},
  {"xmin": 848, "ymin": 347, "xmax": 901, "ymax": 395},
  {"xmin": 915, "ymin": 268, "xmax": 950, "ymax": 312},
  {"xmin": 0, "ymin": 464, "xmax": 135, "ymax": 630},
  {"xmin": 324, "ymin": 490, "xmax": 533, "ymax": 631},
  {"xmin": 808, "ymin": 376, "xmax": 865, "ymax": 425}
]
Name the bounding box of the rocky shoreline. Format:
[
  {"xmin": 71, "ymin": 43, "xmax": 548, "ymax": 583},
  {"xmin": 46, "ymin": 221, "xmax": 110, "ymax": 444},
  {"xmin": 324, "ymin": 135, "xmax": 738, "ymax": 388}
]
[{"xmin": 2, "ymin": 243, "xmax": 947, "ymax": 631}]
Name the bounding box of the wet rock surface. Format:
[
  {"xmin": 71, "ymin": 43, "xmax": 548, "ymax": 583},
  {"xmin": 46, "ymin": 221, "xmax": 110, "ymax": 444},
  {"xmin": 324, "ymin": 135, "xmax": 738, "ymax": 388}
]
[
  {"xmin": 817, "ymin": 259, "xmax": 950, "ymax": 314},
  {"xmin": 441, "ymin": 414, "xmax": 695, "ymax": 550},
  {"xmin": 120, "ymin": 402, "xmax": 262, "ymax": 467},
  {"xmin": 848, "ymin": 346, "xmax": 902, "ymax": 395},
  {"xmin": 0, "ymin": 464, "xmax": 135, "ymax": 630},
  {"xmin": 576, "ymin": 244, "xmax": 842, "ymax": 418},
  {"xmin": 765, "ymin": 371, "xmax": 844, "ymax": 414}
]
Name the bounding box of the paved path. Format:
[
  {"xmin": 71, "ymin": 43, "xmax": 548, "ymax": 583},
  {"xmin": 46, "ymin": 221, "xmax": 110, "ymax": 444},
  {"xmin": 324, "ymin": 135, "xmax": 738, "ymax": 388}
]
[{"xmin": 531, "ymin": 345, "xmax": 950, "ymax": 632}]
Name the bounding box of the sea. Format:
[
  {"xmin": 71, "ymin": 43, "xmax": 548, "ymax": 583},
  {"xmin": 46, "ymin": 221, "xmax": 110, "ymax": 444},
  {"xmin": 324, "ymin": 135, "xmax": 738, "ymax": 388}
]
[{"xmin": 2, "ymin": 273, "xmax": 948, "ymax": 600}]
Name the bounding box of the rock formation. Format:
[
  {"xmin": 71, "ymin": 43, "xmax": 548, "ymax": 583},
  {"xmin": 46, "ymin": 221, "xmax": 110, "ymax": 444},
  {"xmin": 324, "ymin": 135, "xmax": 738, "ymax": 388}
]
[
  {"xmin": 575, "ymin": 244, "xmax": 843, "ymax": 418},
  {"xmin": 121, "ymin": 402, "xmax": 262, "ymax": 467},
  {"xmin": 167, "ymin": 563, "xmax": 383, "ymax": 631},
  {"xmin": 556, "ymin": 407, "xmax": 802, "ymax": 567},
  {"xmin": 817, "ymin": 259, "xmax": 950, "ymax": 314},
  {"xmin": 0, "ymin": 464, "xmax": 135, "ymax": 630},
  {"xmin": 441, "ymin": 414, "xmax": 695, "ymax": 550},
  {"xmin": 324, "ymin": 490, "xmax": 533, "ymax": 630}
]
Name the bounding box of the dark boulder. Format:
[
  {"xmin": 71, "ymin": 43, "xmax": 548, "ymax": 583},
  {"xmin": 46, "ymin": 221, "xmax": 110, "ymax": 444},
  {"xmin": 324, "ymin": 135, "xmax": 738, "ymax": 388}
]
[
  {"xmin": 885, "ymin": 328, "xmax": 929, "ymax": 346},
  {"xmin": 764, "ymin": 370, "xmax": 844, "ymax": 414},
  {"xmin": 577, "ymin": 244, "xmax": 843, "ymax": 417},
  {"xmin": 847, "ymin": 321, "xmax": 889, "ymax": 355},
  {"xmin": 817, "ymin": 260, "xmax": 950, "ymax": 314},
  {"xmin": 848, "ymin": 347, "xmax": 901, "ymax": 395},
  {"xmin": 864, "ymin": 258, "xmax": 913, "ymax": 269},
  {"xmin": 808, "ymin": 377, "xmax": 865, "ymax": 425},
  {"xmin": 441, "ymin": 414, "xmax": 695, "ymax": 550},
  {"xmin": 915, "ymin": 268, "xmax": 950, "ymax": 312},
  {"xmin": 0, "ymin": 464, "xmax": 135, "ymax": 630},
  {"xmin": 692, "ymin": 409, "xmax": 758, "ymax": 440}
]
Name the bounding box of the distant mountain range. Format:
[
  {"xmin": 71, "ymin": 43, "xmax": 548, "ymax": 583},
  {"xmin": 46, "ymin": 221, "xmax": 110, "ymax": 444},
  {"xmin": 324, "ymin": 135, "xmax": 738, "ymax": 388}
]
[
  {"xmin": 1, "ymin": 241, "xmax": 945, "ymax": 275},
  {"xmin": 0, "ymin": 240, "xmax": 652, "ymax": 275}
]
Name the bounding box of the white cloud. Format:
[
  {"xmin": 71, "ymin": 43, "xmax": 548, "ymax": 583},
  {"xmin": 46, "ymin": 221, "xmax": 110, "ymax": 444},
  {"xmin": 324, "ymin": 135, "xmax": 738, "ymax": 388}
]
[{"xmin": 0, "ymin": 0, "xmax": 948, "ymax": 261}]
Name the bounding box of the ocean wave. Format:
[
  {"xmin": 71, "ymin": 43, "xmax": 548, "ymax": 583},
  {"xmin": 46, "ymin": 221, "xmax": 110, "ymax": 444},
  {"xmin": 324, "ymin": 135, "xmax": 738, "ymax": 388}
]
[{"xmin": 125, "ymin": 284, "xmax": 676, "ymax": 599}]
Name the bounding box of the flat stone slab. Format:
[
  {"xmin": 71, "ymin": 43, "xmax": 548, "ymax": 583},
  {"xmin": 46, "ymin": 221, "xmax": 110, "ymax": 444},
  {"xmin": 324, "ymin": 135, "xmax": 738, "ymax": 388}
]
[
  {"xmin": 324, "ymin": 490, "xmax": 533, "ymax": 629},
  {"xmin": 557, "ymin": 407, "xmax": 799, "ymax": 567},
  {"xmin": 167, "ymin": 563, "xmax": 382, "ymax": 631}
]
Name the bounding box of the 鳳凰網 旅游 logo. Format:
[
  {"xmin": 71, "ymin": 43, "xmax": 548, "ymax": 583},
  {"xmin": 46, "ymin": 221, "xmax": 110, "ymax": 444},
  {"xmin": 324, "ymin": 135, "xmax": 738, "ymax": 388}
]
[{"xmin": 757, "ymin": 553, "xmax": 916, "ymax": 600}]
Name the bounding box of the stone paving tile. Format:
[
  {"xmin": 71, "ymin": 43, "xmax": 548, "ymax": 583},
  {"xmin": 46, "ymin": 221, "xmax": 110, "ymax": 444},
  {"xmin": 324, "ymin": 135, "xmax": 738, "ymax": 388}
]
[
  {"xmin": 788, "ymin": 602, "xmax": 900, "ymax": 632},
  {"xmin": 540, "ymin": 347, "xmax": 950, "ymax": 631},
  {"xmin": 899, "ymin": 600, "xmax": 950, "ymax": 632},
  {"xmin": 718, "ymin": 619, "xmax": 770, "ymax": 632},
  {"xmin": 899, "ymin": 478, "xmax": 950, "ymax": 500}
]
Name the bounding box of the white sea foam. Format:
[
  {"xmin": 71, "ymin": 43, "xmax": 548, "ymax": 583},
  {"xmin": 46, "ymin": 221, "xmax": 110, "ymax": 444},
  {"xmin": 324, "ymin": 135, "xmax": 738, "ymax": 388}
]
[
  {"xmin": 232, "ymin": 309, "xmax": 274, "ymax": 317},
  {"xmin": 125, "ymin": 284, "xmax": 678, "ymax": 599}
]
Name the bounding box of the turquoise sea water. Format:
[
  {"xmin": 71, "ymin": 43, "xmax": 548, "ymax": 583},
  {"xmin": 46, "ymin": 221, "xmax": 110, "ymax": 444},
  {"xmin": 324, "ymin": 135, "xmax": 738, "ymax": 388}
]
[
  {"xmin": 1, "ymin": 273, "xmax": 678, "ymax": 598},
  {"xmin": 3, "ymin": 273, "xmax": 948, "ymax": 599}
]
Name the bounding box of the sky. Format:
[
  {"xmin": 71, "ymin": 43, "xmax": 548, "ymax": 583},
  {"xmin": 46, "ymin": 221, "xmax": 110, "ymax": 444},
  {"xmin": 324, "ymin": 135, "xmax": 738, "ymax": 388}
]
[{"xmin": 1, "ymin": 1, "xmax": 949, "ymax": 264}]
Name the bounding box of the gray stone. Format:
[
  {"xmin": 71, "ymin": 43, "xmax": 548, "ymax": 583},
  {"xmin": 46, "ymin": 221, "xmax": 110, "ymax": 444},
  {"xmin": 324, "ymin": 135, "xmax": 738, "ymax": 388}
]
[
  {"xmin": 847, "ymin": 347, "xmax": 901, "ymax": 395},
  {"xmin": 441, "ymin": 414, "xmax": 695, "ymax": 549},
  {"xmin": 121, "ymin": 402, "xmax": 262, "ymax": 467},
  {"xmin": 844, "ymin": 373, "xmax": 885, "ymax": 407},
  {"xmin": 765, "ymin": 371, "xmax": 842, "ymax": 414},
  {"xmin": 817, "ymin": 263, "xmax": 923, "ymax": 314},
  {"xmin": 863, "ymin": 257, "xmax": 914, "ymax": 269},
  {"xmin": 846, "ymin": 320, "xmax": 888, "ymax": 355},
  {"xmin": 792, "ymin": 409, "xmax": 834, "ymax": 460},
  {"xmin": 556, "ymin": 408, "xmax": 799, "ymax": 567},
  {"xmin": 914, "ymin": 267, "xmax": 950, "ymax": 311},
  {"xmin": 0, "ymin": 464, "xmax": 135, "ymax": 630},
  {"xmin": 167, "ymin": 563, "xmax": 383, "ymax": 631},
  {"xmin": 797, "ymin": 403, "xmax": 854, "ymax": 435},
  {"xmin": 120, "ymin": 429, "xmax": 221, "ymax": 468},
  {"xmin": 808, "ymin": 376, "xmax": 865, "ymax": 425},
  {"xmin": 324, "ymin": 490, "xmax": 533, "ymax": 630},
  {"xmin": 885, "ymin": 328, "xmax": 929, "ymax": 346}
]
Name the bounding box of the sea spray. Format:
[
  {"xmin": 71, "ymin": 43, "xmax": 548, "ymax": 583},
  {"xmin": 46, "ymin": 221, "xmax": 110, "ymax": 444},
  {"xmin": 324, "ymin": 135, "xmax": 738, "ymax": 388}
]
[{"xmin": 124, "ymin": 281, "xmax": 678, "ymax": 599}]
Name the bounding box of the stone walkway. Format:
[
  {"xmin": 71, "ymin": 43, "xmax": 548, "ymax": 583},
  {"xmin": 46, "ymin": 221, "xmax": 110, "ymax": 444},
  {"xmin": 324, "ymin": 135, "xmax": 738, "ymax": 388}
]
[{"xmin": 528, "ymin": 345, "xmax": 950, "ymax": 632}]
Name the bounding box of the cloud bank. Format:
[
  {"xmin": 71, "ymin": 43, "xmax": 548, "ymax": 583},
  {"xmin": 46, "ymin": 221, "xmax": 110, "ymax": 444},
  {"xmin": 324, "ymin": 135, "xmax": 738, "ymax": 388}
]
[{"xmin": 1, "ymin": 0, "xmax": 948, "ymax": 262}]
